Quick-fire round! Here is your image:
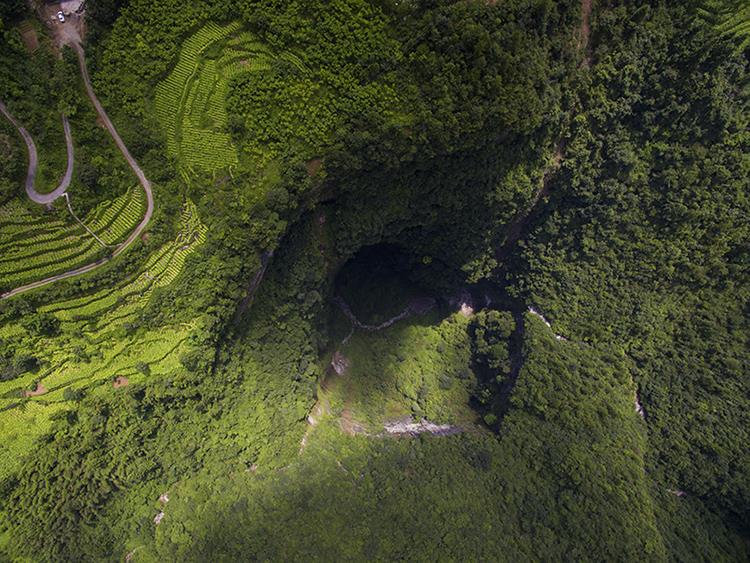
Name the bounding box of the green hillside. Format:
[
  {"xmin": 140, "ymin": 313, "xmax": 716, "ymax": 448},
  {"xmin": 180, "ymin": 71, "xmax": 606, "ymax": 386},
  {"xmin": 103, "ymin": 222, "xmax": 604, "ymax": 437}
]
[{"xmin": 0, "ymin": 0, "xmax": 748, "ymax": 561}]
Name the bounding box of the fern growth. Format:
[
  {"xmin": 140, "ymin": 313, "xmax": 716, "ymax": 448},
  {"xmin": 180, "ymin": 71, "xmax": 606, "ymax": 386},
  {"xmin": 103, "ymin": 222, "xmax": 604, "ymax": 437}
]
[{"xmin": 698, "ymin": 0, "xmax": 750, "ymax": 51}]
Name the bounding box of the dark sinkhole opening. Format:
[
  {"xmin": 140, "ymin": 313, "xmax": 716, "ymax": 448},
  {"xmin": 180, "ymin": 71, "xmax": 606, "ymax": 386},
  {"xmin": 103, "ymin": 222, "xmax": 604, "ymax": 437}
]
[
  {"xmin": 332, "ymin": 243, "xmax": 445, "ymax": 328},
  {"xmin": 327, "ymin": 242, "xmax": 526, "ymax": 431}
]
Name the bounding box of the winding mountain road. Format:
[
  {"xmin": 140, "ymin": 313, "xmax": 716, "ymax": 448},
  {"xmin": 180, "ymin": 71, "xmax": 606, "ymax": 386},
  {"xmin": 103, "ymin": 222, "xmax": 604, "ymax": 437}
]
[
  {"xmin": 71, "ymin": 43, "xmax": 154, "ymax": 257},
  {"xmin": 0, "ymin": 101, "xmax": 74, "ymax": 204},
  {"xmin": 0, "ymin": 41, "xmax": 154, "ymax": 300}
]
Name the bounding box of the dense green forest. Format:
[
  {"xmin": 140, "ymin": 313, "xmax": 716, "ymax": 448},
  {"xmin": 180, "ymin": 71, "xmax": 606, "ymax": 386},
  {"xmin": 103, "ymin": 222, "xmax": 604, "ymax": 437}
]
[{"xmin": 0, "ymin": 0, "xmax": 748, "ymax": 560}]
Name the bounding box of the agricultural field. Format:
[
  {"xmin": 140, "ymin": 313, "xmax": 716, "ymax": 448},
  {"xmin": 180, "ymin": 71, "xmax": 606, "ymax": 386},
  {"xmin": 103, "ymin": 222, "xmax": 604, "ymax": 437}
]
[
  {"xmin": 0, "ymin": 187, "xmax": 145, "ymax": 292},
  {"xmin": 0, "ymin": 200, "xmax": 206, "ymax": 481},
  {"xmin": 154, "ymin": 22, "xmax": 304, "ymax": 176}
]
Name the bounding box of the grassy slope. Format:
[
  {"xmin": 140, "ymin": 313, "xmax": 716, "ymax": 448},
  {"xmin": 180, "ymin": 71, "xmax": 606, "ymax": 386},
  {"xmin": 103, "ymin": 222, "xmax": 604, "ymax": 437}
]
[{"xmin": 325, "ymin": 311, "xmax": 478, "ymax": 427}]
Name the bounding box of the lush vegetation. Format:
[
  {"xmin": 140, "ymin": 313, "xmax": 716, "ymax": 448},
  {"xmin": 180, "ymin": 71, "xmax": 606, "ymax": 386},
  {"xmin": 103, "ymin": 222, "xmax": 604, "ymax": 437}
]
[
  {"xmin": 110, "ymin": 315, "xmax": 746, "ymax": 561},
  {"xmin": 698, "ymin": 0, "xmax": 750, "ymax": 51},
  {"xmin": 0, "ymin": 0, "xmax": 748, "ymax": 561},
  {"xmin": 327, "ymin": 310, "xmax": 478, "ymax": 428},
  {"xmin": 512, "ymin": 1, "xmax": 750, "ymax": 530},
  {"xmin": 0, "ymin": 187, "xmax": 145, "ymax": 291},
  {"xmin": 0, "ymin": 198, "xmax": 206, "ymax": 483}
]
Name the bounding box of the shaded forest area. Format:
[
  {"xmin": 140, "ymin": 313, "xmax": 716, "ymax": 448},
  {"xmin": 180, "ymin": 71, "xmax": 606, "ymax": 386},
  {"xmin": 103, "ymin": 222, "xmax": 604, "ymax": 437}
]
[
  {"xmin": 0, "ymin": 0, "xmax": 749, "ymax": 561},
  {"xmin": 514, "ymin": 0, "xmax": 750, "ymax": 531}
]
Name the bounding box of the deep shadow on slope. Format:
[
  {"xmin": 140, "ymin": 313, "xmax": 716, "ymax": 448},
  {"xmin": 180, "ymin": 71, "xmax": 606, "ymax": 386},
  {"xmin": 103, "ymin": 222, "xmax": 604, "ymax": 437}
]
[
  {"xmin": 135, "ymin": 315, "xmax": 750, "ymax": 562},
  {"xmin": 326, "ymin": 243, "xmax": 527, "ymax": 428}
]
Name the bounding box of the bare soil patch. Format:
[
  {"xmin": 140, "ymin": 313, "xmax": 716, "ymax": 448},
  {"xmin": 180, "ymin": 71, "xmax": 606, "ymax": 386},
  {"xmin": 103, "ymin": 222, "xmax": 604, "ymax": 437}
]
[
  {"xmin": 19, "ymin": 24, "xmax": 39, "ymax": 52},
  {"xmin": 306, "ymin": 158, "xmax": 323, "ymax": 177},
  {"xmin": 580, "ymin": 0, "xmax": 593, "ymax": 67},
  {"xmin": 339, "ymin": 406, "xmax": 368, "ymax": 436},
  {"xmin": 42, "ymin": 3, "xmax": 85, "ymax": 48},
  {"xmin": 113, "ymin": 376, "xmax": 130, "ymax": 388},
  {"xmin": 24, "ymin": 383, "xmax": 47, "ymax": 397}
]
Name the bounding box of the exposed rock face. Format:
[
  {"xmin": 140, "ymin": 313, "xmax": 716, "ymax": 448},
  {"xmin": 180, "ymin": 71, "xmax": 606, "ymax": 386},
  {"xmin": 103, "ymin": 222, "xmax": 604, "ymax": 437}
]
[
  {"xmin": 460, "ymin": 302, "xmax": 475, "ymax": 317},
  {"xmin": 528, "ymin": 307, "xmax": 567, "ymax": 341},
  {"xmin": 382, "ymin": 417, "xmax": 462, "ymax": 437},
  {"xmin": 331, "ymin": 351, "xmax": 349, "ymax": 375},
  {"xmin": 635, "ymin": 391, "xmax": 646, "ymax": 419}
]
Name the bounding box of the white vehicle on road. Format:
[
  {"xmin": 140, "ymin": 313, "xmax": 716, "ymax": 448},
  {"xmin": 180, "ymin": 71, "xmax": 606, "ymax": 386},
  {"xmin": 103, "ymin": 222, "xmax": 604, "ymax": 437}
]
[{"xmin": 57, "ymin": 11, "xmax": 65, "ymax": 22}]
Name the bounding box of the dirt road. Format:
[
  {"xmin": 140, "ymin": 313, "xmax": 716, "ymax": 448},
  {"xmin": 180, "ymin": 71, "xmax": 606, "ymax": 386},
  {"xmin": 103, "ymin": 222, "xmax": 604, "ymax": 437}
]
[
  {"xmin": 71, "ymin": 42, "xmax": 153, "ymax": 259},
  {"xmin": 0, "ymin": 101, "xmax": 74, "ymax": 204},
  {"xmin": 0, "ymin": 41, "xmax": 154, "ymax": 300}
]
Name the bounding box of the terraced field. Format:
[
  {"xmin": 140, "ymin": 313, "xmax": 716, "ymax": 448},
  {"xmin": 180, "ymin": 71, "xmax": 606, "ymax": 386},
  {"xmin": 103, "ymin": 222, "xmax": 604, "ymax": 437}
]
[
  {"xmin": 155, "ymin": 22, "xmax": 304, "ymax": 175},
  {"xmin": 44, "ymin": 200, "xmax": 206, "ymax": 326},
  {"xmin": 0, "ymin": 200, "xmax": 206, "ymax": 481},
  {"xmin": 698, "ymin": 0, "xmax": 750, "ymax": 50},
  {"xmin": 0, "ymin": 188, "xmax": 145, "ymax": 291}
]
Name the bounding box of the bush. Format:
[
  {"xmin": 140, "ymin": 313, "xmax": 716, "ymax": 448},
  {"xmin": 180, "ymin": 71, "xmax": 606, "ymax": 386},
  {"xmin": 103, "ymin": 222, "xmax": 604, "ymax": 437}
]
[{"xmin": 63, "ymin": 388, "xmax": 84, "ymax": 402}]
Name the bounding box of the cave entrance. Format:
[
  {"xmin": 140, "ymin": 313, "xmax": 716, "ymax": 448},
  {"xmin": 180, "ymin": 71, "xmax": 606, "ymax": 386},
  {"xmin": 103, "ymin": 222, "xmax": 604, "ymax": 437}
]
[
  {"xmin": 332, "ymin": 244, "xmax": 439, "ymax": 329},
  {"xmin": 325, "ymin": 242, "xmax": 527, "ymax": 431}
]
